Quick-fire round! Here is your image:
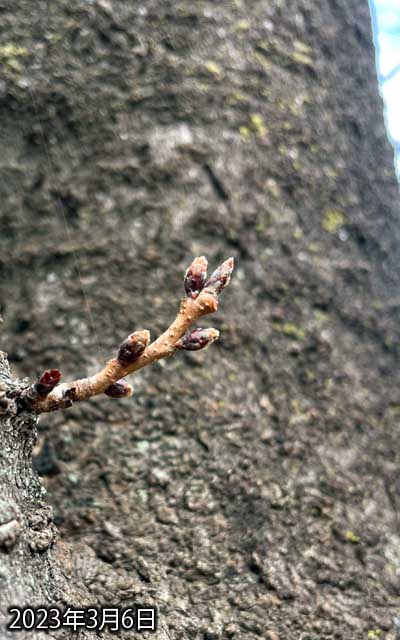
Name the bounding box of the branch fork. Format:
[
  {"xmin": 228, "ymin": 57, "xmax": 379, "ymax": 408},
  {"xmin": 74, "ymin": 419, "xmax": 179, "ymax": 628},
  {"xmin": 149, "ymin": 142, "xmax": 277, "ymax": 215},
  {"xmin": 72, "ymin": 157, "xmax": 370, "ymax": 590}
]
[{"xmin": 22, "ymin": 257, "xmax": 234, "ymax": 413}]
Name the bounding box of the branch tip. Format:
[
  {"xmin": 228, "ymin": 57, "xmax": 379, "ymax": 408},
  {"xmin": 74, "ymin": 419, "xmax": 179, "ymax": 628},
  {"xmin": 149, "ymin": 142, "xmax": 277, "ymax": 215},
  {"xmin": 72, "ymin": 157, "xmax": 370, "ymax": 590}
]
[{"xmin": 204, "ymin": 257, "xmax": 234, "ymax": 296}]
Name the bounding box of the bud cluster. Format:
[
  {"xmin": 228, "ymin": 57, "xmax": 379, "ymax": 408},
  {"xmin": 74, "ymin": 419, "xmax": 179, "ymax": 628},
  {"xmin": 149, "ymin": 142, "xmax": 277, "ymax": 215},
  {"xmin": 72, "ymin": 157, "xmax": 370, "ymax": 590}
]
[
  {"xmin": 117, "ymin": 330, "xmax": 150, "ymax": 366},
  {"xmin": 184, "ymin": 255, "xmax": 234, "ymax": 299},
  {"xmin": 175, "ymin": 327, "xmax": 219, "ymax": 351}
]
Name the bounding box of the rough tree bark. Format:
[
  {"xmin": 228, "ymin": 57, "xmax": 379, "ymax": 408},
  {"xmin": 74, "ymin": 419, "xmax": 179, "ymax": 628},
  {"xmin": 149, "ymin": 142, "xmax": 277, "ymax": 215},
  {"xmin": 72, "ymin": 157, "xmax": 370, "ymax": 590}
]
[
  {"xmin": 1, "ymin": 0, "xmax": 400, "ymax": 639},
  {"xmin": 0, "ymin": 351, "xmax": 66, "ymax": 635}
]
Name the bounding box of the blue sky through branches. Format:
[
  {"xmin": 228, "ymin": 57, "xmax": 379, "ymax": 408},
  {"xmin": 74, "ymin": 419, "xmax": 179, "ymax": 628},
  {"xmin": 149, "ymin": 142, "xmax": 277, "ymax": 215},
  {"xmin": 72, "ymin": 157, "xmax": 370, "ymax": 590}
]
[{"xmin": 369, "ymin": 0, "xmax": 400, "ymax": 176}]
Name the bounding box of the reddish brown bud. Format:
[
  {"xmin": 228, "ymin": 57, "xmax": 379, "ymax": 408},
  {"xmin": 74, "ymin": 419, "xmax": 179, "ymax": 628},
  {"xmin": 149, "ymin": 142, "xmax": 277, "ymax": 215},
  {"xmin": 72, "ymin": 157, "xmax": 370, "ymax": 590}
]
[
  {"xmin": 104, "ymin": 379, "xmax": 133, "ymax": 398},
  {"xmin": 184, "ymin": 256, "xmax": 208, "ymax": 299},
  {"xmin": 117, "ymin": 329, "xmax": 150, "ymax": 365},
  {"xmin": 175, "ymin": 327, "xmax": 219, "ymax": 351},
  {"xmin": 34, "ymin": 369, "xmax": 62, "ymax": 399},
  {"xmin": 204, "ymin": 257, "xmax": 234, "ymax": 296}
]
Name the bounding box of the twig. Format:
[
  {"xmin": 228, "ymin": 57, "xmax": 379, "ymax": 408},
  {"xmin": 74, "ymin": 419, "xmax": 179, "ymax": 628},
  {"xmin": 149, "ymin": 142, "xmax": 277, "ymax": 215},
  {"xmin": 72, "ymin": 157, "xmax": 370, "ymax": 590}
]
[{"xmin": 22, "ymin": 257, "xmax": 234, "ymax": 414}]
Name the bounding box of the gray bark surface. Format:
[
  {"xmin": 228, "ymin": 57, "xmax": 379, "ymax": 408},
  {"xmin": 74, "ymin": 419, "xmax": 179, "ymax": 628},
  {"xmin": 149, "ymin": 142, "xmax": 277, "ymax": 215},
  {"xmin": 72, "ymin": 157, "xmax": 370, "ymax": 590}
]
[{"xmin": 0, "ymin": 1, "xmax": 400, "ymax": 638}]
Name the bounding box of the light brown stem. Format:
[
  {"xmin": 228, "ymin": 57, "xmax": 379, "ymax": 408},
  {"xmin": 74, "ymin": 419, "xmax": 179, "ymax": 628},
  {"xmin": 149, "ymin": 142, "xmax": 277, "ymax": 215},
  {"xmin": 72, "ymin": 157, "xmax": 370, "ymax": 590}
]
[{"xmin": 32, "ymin": 290, "xmax": 218, "ymax": 413}]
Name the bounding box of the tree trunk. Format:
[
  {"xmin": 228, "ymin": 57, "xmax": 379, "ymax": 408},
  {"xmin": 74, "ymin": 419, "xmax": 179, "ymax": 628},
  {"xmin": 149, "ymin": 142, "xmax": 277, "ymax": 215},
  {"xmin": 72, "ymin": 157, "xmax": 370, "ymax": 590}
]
[
  {"xmin": 1, "ymin": 1, "xmax": 400, "ymax": 639},
  {"xmin": 0, "ymin": 352, "xmax": 56, "ymax": 630},
  {"xmin": 0, "ymin": 353, "xmax": 95, "ymax": 638}
]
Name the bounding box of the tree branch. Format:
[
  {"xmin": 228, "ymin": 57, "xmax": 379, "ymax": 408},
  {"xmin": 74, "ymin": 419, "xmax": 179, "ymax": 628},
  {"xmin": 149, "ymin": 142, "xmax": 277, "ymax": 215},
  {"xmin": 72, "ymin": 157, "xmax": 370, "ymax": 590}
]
[{"xmin": 22, "ymin": 257, "xmax": 234, "ymax": 414}]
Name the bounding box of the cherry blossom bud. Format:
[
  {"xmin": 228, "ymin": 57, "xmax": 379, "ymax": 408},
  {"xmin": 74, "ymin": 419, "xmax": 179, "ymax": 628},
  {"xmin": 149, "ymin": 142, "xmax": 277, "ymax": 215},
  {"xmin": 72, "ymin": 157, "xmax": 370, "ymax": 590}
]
[
  {"xmin": 117, "ymin": 329, "xmax": 150, "ymax": 365},
  {"xmin": 34, "ymin": 369, "xmax": 61, "ymax": 399},
  {"xmin": 204, "ymin": 257, "xmax": 234, "ymax": 296},
  {"xmin": 104, "ymin": 379, "xmax": 133, "ymax": 398},
  {"xmin": 175, "ymin": 327, "xmax": 219, "ymax": 351},
  {"xmin": 184, "ymin": 256, "xmax": 208, "ymax": 299}
]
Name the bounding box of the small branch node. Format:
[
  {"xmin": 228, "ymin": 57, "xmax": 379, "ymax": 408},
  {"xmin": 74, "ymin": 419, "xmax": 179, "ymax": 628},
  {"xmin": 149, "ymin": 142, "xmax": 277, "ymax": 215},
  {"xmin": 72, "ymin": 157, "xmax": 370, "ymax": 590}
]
[
  {"xmin": 117, "ymin": 330, "xmax": 150, "ymax": 365},
  {"xmin": 104, "ymin": 379, "xmax": 134, "ymax": 398},
  {"xmin": 175, "ymin": 328, "xmax": 220, "ymax": 351}
]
